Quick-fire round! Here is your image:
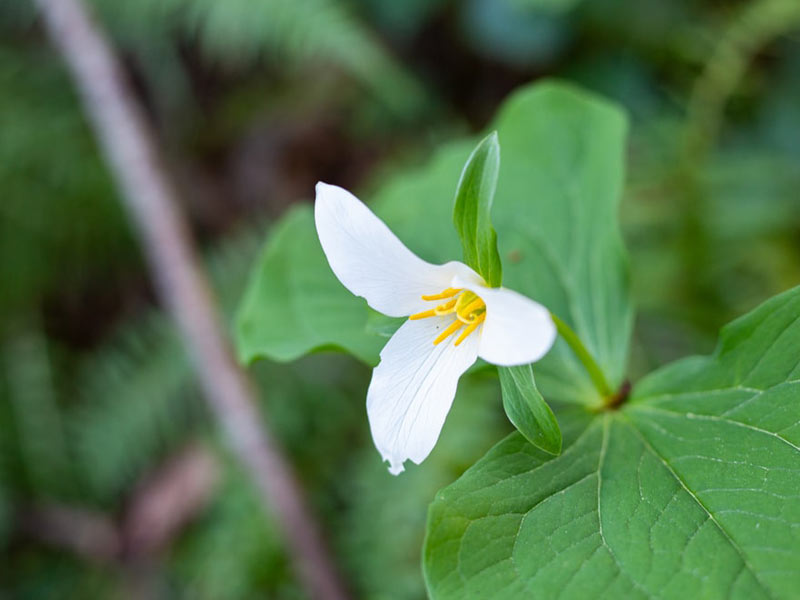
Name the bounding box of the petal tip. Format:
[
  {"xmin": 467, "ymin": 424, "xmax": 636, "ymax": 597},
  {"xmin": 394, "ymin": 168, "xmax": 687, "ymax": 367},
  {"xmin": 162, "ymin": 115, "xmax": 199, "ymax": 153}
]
[
  {"xmin": 388, "ymin": 461, "xmax": 405, "ymax": 476},
  {"xmin": 314, "ymin": 181, "xmax": 336, "ymax": 201},
  {"xmin": 314, "ymin": 182, "xmax": 358, "ymax": 218}
]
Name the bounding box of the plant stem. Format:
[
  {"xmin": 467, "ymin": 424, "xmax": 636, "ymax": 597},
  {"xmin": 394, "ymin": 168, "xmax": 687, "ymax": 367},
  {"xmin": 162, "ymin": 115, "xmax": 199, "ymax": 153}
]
[{"xmin": 550, "ymin": 313, "xmax": 613, "ymax": 399}]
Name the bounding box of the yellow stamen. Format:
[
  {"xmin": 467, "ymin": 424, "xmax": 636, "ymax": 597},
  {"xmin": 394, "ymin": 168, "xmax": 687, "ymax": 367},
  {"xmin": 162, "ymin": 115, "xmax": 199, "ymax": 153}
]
[
  {"xmin": 454, "ymin": 312, "xmax": 486, "ymax": 346},
  {"xmin": 433, "ymin": 319, "xmax": 464, "ymax": 345},
  {"xmin": 409, "ymin": 309, "xmax": 436, "ymax": 320},
  {"xmin": 421, "ymin": 288, "xmax": 461, "ymax": 301},
  {"xmin": 409, "ymin": 286, "xmax": 487, "ymax": 346},
  {"xmin": 411, "ymin": 298, "xmax": 458, "ymax": 320},
  {"xmin": 434, "ymin": 298, "xmax": 457, "ymax": 315}
]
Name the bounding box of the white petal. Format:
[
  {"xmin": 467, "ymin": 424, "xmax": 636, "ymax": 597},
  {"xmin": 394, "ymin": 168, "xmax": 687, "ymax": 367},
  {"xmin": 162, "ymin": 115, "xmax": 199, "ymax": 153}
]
[
  {"xmin": 315, "ymin": 182, "xmax": 466, "ymax": 317},
  {"xmin": 476, "ymin": 286, "xmax": 556, "ymax": 367},
  {"xmin": 367, "ymin": 316, "xmax": 480, "ymax": 474}
]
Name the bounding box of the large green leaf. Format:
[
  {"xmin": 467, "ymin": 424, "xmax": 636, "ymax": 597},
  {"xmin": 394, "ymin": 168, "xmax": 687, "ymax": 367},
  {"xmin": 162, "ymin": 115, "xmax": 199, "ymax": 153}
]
[
  {"xmin": 491, "ymin": 82, "xmax": 629, "ymax": 403},
  {"xmin": 236, "ymin": 206, "xmax": 385, "ymax": 365},
  {"xmin": 424, "ymin": 285, "xmax": 800, "ymax": 599},
  {"xmin": 237, "ymin": 81, "xmax": 631, "ymax": 408}
]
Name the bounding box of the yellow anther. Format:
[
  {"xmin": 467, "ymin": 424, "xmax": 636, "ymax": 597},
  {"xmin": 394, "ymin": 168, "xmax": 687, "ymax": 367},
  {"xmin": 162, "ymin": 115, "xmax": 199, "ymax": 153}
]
[
  {"xmin": 454, "ymin": 312, "xmax": 485, "ymax": 346},
  {"xmin": 434, "ymin": 298, "xmax": 457, "ymax": 315},
  {"xmin": 409, "ymin": 309, "xmax": 436, "ymax": 320},
  {"xmin": 421, "ymin": 288, "xmax": 461, "ymax": 301},
  {"xmin": 410, "ymin": 298, "xmax": 457, "ymax": 320},
  {"xmin": 433, "ymin": 319, "xmax": 464, "ymax": 345}
]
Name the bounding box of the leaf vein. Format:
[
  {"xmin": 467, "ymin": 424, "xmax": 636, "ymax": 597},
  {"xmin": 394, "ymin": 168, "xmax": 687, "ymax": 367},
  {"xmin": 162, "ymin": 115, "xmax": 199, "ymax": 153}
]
[
  {"xmin": 623, "ymin": 414, "xmax": 778, "ymax": 600},
  {"xmin": 632, "ymin": 405, "xmax": 800, "ymax": 455}
]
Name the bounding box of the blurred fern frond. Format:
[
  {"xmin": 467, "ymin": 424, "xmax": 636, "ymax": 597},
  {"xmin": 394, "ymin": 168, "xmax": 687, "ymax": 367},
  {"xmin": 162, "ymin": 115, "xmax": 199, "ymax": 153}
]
[
  {"xmin": 70, "ymin": 315, "xmax": 199, "ymax": 504},
  {"xmin": 0, "ymin": 476, "xmax": 10, "ymax": 549},
  {"xmin": 0, "ymin": 45, "xmax": 134, "ymax": 323},
  {"xmin": 171, "ymin": 460, "xmax": 299, "ymax": 600},
  {"xmin": 2, "ymin": 328, "xmax": 75, "ymax": 500},
  {"xmin": 88, "ymin": 0, "xmax": 428, "ymax": 116},
  {"xmin": 69, "ymin": 221, "xmax": 268, "ymax": 504}
]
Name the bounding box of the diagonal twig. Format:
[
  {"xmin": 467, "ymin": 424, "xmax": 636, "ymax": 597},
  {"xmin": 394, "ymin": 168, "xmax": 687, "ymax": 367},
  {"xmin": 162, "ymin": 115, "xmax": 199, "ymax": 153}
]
[{"xmin": 33, "ymin": 0, "xmax": 349, "ymax": 597}]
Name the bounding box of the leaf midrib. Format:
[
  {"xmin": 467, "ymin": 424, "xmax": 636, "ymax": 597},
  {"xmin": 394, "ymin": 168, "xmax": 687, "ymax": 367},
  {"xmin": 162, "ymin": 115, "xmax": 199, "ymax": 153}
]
[{"xmin": 596, "ymin": 415, "xmax": 651, "ymax": 599}]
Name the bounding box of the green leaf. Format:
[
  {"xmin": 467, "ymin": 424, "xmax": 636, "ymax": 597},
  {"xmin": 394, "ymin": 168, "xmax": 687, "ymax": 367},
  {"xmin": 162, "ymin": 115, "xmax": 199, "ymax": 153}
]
[
  {"xmin": 491, "ymin": 82, "xmax": 629, "ymax": 404},
  {"xmin": 237, "ymin": 81, "xmax": 631, "ymax": 408},
  {"xmin": 236, "ymin": 206, "xmax": 384, "ymax": 365},
  {"xmin": 453, "ymin": 131, "xmax": 503, "ymax": 287},
  {"xmin": 424, "ymin": 285, "xmax": 800, "ymax": 599},
  {"xmin": 498, "ymin": 364, "xmax": 561, "ymax": 454}
]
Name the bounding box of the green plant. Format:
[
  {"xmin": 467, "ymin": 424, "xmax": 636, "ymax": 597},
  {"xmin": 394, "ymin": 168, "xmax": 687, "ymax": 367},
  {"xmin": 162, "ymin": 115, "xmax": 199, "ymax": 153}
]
[{"xmin": 237, "ymin": 80, "xmax": 800, "ymax": 598}]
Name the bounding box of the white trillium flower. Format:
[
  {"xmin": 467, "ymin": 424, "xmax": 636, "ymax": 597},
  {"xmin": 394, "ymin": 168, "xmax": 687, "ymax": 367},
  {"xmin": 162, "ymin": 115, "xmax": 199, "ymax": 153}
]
[{"xmin": 315, "ymin": 182, "xmax": 556, "ymax": 474}]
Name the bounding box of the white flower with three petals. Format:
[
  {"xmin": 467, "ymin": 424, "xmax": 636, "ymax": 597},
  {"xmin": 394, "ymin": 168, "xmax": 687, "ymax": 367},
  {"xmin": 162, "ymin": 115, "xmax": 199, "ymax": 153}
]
[{"xmin": 315, "ymin": 182, "xmax": 556, "ymax": 474}]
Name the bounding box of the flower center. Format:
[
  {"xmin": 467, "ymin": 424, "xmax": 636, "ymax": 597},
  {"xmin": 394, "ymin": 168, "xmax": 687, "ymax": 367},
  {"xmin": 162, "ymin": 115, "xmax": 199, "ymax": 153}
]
[{"xmin": 408, "ymin": 287, "xmax": 486, "ymax": 346}]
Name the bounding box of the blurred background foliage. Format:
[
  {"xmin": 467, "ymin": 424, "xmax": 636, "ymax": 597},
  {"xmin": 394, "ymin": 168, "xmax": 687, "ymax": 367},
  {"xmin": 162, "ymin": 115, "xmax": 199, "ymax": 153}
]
[{"xmin": 0, "ymin": 0, "xmax": 799, "ymax": 597}]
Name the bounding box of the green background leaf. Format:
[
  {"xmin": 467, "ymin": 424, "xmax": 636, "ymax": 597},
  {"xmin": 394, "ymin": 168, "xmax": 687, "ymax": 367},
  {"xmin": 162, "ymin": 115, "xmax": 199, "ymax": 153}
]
[
  {"xmin": 237, "ymin": 80, "xmax": 632, "ymax": 410},
  {"xmin": 499, "ymin": 364, "xmax": 561, "ymax": 454},
  {"xmin": 424, "ymin": 285, "xmax": 800, "ymax": 599},
  {"xmin": 237, "ymin": 206, "xmax": 385, "ymax": 365},
  {"xmin": 453, "ymin": 131, "xmax": 503, "ymax": 287}
]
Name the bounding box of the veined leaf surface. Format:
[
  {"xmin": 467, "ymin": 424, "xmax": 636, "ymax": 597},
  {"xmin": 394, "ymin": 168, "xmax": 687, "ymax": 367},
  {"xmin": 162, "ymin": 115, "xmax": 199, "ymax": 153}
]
[{"xmin": 424, "ymin": 286, "xmax": 800, "ymax": 599}]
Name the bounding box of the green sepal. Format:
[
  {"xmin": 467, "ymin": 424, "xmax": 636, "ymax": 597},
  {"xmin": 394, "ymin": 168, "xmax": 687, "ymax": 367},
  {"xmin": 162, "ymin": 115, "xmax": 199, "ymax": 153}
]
[
  {"xmin": 498, "ymin": 364, "xmax": 562, "ymax": 455},
  {"xmin": 452, "ymin": 131, "xmax": 503, "ymax": 287}
]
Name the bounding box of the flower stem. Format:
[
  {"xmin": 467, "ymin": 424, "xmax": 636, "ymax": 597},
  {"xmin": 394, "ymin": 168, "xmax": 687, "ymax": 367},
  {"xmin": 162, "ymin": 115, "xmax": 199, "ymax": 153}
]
[{"xmin": 550, "ymin": 313, "xmax": 613, "ymax": 399}]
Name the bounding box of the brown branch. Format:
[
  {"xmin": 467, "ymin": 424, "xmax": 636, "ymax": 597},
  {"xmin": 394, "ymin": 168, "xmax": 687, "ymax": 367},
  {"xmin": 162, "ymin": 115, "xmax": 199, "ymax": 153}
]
[
  {"xmin": 123, "ymin": 444, "xmax": 219, "ymax": 557},
  {"xmin": 33, "ymin": 1, "xmax": 349, "ymax": 597},
  {"xmin": 21, "ymin": 444, "xmax": 215, "ymax": 562},
  {"xmin": 20, "ymin": 505, "xmax": 121, "ymax": 563}
]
